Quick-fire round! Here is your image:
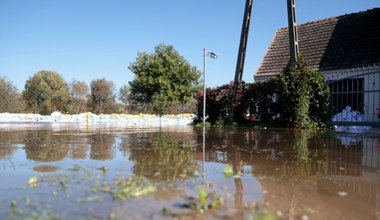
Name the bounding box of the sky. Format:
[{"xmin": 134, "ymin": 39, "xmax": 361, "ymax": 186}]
[{"xmin": 0, "ymin": 0, "xmax": 379, "ymax": 93}]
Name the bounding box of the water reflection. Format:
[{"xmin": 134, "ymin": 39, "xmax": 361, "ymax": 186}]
[
  {"xmin": 196, "ymin": 128, "xmax": 380, "ymax": 219},
  {"xmin": 24, "ymin": 130, "xmax": 69, "ymax": 161},
  {"xmin": 90, "ymin": 133, "xmax": 115, "ymax": 160},
  {"xmin": 33, "ymin": 165, "xmax": 59, "ymax": 172},
  {"xmin": 0, "ymin": 132, "xmax": 18, "ymax": 159},
  {"xmin": 0, "ymin": 124, "xmax": 379, "ymax": 219},
  {"xmin": 128, "ymin": 131, "xmax": 198, "ymax": 182}
]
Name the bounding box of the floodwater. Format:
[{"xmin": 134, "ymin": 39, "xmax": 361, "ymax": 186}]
[{"xmin": 0, "ymin": 123, "xmax": 379, "ymax": 220}]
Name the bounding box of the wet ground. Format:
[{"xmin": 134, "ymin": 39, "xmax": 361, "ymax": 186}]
[{"xmin": 0, "ymin": 123, "xmax": 379, "ymax": 219}]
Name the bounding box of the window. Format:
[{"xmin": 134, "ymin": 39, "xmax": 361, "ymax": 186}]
[{"xmin": 329, "ymin": 78, "xmax": 364, "ymax": 114}]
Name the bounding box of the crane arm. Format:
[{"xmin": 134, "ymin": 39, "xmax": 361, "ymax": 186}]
[{"xmin": 234, "ymin": 0, "xmax": 253, "ymax": 84}]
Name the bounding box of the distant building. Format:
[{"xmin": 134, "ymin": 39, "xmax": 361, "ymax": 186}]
[{"xmin": 255, "ymin": 8, "xmax": 380, "ymax": 123}]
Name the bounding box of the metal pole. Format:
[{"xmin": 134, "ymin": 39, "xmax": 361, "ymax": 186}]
[
  {"xmin": 203, "ymin": 48, "xmax": 207, "ymax": 126},
  {"xmin": 287, "ymin": 0, "xmax": 299, "ymax": 68},
  {"xmin": 202, "ymin": 126, "xmax": 206, "ymax": 180},
  {"xmin": 234, "ymin": 0, "xmax": 253, "ymax": 84},
  {"xmin": 230, "ymin": 0, "xmax": 253, "ymax": 123}
]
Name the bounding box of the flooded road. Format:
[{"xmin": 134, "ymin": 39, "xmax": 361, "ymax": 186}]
[{"xmin": 0, "ymin": 123, "xmax": 379, "ymax": 219}]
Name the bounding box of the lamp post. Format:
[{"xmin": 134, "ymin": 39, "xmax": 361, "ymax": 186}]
[
  {"xmin": 202, "ymin": 48, "xmax": 217, "ymax": 180},
  {"xmin": 202, "ymin": 48, "xmax": 217, "ymax": 126},
  {"xmin": 203, "ymin": 48, "xmax": 207, "ymax": 126}
]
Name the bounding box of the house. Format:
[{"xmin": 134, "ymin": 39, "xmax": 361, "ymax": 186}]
[{"xmin": 254, "ymin": 8, "xmax": 380, "ymax": 124}]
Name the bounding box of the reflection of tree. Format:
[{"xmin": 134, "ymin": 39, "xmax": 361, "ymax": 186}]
[
  {"xmin": 90, "ymin": 133, "xmax": 115, "ymax": 160},
  {"xmin": 293, "ymin": 130, "xmax": 310, "ymax": 162},
  {"xmin": 0, "ymin": 131, "xmax": 20, "ymax": 159},
  {"xmin": 33, "ymin": 165, "xmax": 58, "ymax": 172},
  {"xmin": 273, "ymin": 130, "xmax": 328, "ymax": 220},
  {"xmin": 128, "ymin": 132, "xmax": 198, "ymax": 182},
  {"xmin": 284, "ymin": 131, "xmax": 329, "ymax": 178},
  {"xmin": 69, "ymin": 144, "xmax": 89, "ymax": 159},
  {"xmin": 24, "ymin": 130, "xmax": 69, "ymax": 162},
  {"xmin": 196, "ymin": 128, "xmax": 330, "ymax": 218}
]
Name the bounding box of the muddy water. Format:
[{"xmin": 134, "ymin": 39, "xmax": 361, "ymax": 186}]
[{"xmin": 0, "ymin": 123, "xmax": 379, "ymax": 219}]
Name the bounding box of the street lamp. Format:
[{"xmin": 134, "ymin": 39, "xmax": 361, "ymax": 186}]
[{"xmin": 202, "ymin": 48, "xmax": 218, "ymax": 126}]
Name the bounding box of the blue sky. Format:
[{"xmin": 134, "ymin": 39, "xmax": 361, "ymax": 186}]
[{"xmin": 0, "ymin": 0, "xmax": 378, "ymax": 93}]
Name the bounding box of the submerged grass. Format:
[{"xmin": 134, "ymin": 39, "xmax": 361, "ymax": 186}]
[
  {"xmin": 112, "ymin": 175, "xmax": 156, "ymax": 200},
  {"xmin": 3, "ymin": 165, "xmax": 159, "ymax": 220},
  {"xmin": 3, "ymin": 163, "xmax": 278, "ymax": 220}
]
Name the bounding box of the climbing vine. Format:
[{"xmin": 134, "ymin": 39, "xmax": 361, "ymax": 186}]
[{"xmin": 277, "ymin": 57, "xmax": 330, "ymax": 127}]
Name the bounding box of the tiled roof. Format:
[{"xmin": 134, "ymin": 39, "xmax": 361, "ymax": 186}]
[{"xmin": 255, "ymin": 8, "xmax": 380, "ymax": 80}]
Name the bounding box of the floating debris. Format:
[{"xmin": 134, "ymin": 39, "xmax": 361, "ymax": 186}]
[
  {"xmin": 28, "ymin": 176, "xmax": 38, "ymax": 188},
  {"xmin": 97, "ymin": 166, "xmax": 109, "ymax": 173},
  {"xmin": 337, "ymin": 191, "xmax": 348, "ymax": 197}
]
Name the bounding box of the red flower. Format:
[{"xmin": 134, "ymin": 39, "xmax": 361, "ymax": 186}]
[{"xmin": 374, "ymin": 107, "xmax": 380, "ymax": 118}]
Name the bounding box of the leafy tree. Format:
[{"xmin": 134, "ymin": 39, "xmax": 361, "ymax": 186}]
[
  {"xmin": 87, "ymin": 78, "xmax": 116, "ymax": 114},
  {"xmin": 150, "ymin": 92, "xmax": 170, "ymax": 117},
  {"xmin": 0, "ymin": 76, "xmax": 25, "ymax": 113},
  {"xmin": 69, "ymin": 80, "xmax": 89, "ymax": 114},
  {"xmin": 22, "ymin": 71, "xmax": 70, "ymax": 114},
  {"xmin": 128, "ymin": 43, "xmax": 201, "ymax": 113},
  {"xmin": 118, "ymin": 85, "xmax": 133, "ymax": 112},
  {"xmin": 118, "ymin": 85, "xmax": 130, "ymax": 105},
  {"xmin": 277, "ymin": 56, "xmax": 330, "ymax": 127}
]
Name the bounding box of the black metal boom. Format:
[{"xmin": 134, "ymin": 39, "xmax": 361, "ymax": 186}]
[{"xmin": 234, "ymin": 0, "xmax": 253, "ymax": 84}]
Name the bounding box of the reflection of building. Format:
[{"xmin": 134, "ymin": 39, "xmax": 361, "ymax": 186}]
[
  {"xmin": 255, "ymin": 8, "xmax": 380, "ymax": 124},
  {"xmin": 332, "ymin": 133, "xmax": 380, "ymax": 169},
  {"xmin": 362, "ymin": 137, "xmax": 380, "ymax": 169},
  {"xmin": 197, "ymin": 129, "xmax": 380, "ymax": 219},
  {"xmin": 324, "ymin": 134, "xmax": 380, "ymax": 220}
]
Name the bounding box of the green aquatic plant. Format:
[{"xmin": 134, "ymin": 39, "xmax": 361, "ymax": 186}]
[
  {"xmin": 199, "ymin": 187, "xmax": 208, "ymax": 210},
  {"xmin": 162, "ymin": 186, "xmax": 224, "ymax": 218},
  {"xmin": 248, "ymin": 212, "xmax": 278, "ymax": 220},
  {"xmin": 223, "ymin": 165, "xmax": 234, "ymax": 177},
  {"xmin": 112, "ymin": 176, "xmax": 156, "ymax": 200},
  {"xmin": 195, "ymin": 121, "xmax": 212, "ymax": 127}
]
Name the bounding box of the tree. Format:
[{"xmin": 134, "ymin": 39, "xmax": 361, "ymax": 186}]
[
  {"xmin": 22, "ymin": 71, "xmax": 70, "ymax": 114},
  {"xmin": 88, "ymin": 78, "xmax": 116, "ymax": 114},
  {"xmin": 150, "ymin": 92, "xmax": 170, "ymax": 117},
  {"xmin": 119, "ymin": 85, "xmax": 132, "ymax": 112},
  {"xmin": 119, "ymin": 85, "xmax": 130, "ymax": 105},
  {"xmin": 69, "ymin": 80, "xmax": 89, "ymax": 114},
  {"xmin": 0, "ymin": 76, "xmax": 25, "ymax": 113},
  {"xmin": 128, "ymin": 43, "xmax": 201, "ymax": 113},
  {"xmin": 277, "ymin": 56, "xmax": 330, "ymax": 127}
]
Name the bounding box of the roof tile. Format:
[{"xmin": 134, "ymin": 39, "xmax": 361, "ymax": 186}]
[{"xmin": 255, "ymin": 8, "xmax": 380, "ymax": 80}]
